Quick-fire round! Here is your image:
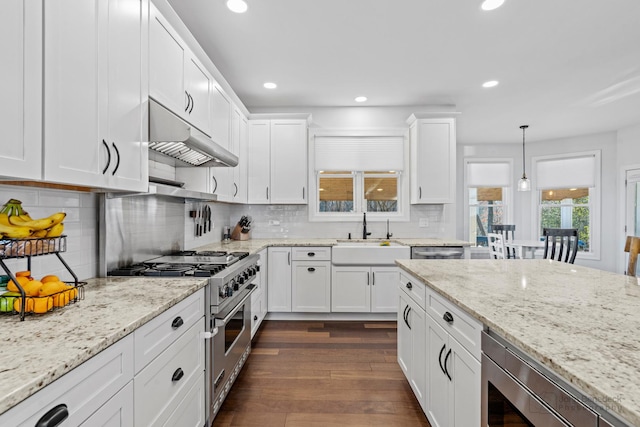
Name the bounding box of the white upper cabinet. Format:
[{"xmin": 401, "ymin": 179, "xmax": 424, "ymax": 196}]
[
  {"xmin": 247, "ymin": 119, "xmax": 308, "ymax": 204},
  {"xmin": 149, "ymin": 4, "xmax": 212, "ymax": 136},
  {"xmin": 408, "ymin": 115, "xmax": 456, "ymax": 204},
  {"xmin": 43, "ymin": 0, "xmax": 149, "ymax": 191},
  {"xmin": 0, "ymin": 0, "xmax": 42, "ymax": 180},
  {"xmin": 231, "ymin": 107, "xmax": 248, "ymax": 203},
  {"xmin": 210, "ymin": 84, "xmax": 232, "ymax": 149}
]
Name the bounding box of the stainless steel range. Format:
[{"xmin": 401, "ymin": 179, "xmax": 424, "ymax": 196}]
[{"xmin": 108, "ymin": 250, "xmax": 259, "ymax": 425}]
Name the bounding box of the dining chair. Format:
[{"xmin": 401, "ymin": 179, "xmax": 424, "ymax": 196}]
[
  {"xmin": 542, "ymin": 228, "xmax": 579, "ymax": 264},
  {"xmin": 624, "ymin": 236, "xmax": 640, "ymax": 276},
  {"xmin": 492, "ymin": 224, "xmax": 516, "ymax": 259},
  {"xmin": 487, "ymin": 233, "xmax": 506, "ymax": 259}
]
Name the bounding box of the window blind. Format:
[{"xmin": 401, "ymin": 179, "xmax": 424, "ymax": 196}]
[
  {"xmin": 466, "ymin": 162, "xmax": 511, "ymax": 187},
  {"xmin": 314, "ymin": 136, "xmax": 404, "ymax": 171},
  {"xmin": 536, "ymin": 155, "xmax": 597, "ymax": 189}
]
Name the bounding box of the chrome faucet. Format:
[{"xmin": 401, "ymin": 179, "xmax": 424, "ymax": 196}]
[
  {"xmin": 363, "ymin": 213, "xmax": 371, "ymax": 239},
  {"xmin": 386, "ymin": 219, "xmax": 393, "ymax": 240}
]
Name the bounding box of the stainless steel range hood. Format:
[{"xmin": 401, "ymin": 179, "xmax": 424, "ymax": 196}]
[{"xmin": 149, "ymin": 99, "xmax": 238, "ymax": 167}]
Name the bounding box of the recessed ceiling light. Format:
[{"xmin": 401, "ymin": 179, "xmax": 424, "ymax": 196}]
[
  {"xmin": 482, "ymin": 80, "xmax": 499, "ymax": 88},
  {"xmin": 355, "ymin": 96, "xmax": 367, "ymax": 103},
  {"xmin": 226, "ymin": 0, "xmax": 248, "ymax": 13},
  {"xmin": 263, "ymin": 82, "xmax": 277, "ymax": 89},
  {"xmin": 481, "ymin": 0, "xmax": 504, "ymax": 11}
]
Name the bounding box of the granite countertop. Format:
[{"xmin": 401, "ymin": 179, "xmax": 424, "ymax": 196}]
[
  {"xmin": 396, "ymin": 259, "xmax": 640, "ymax": 426},
  {"xmin": 0, "ymin": 276, "xmax": 208, "ymax": 415},
  {"xmin": 195, "ymin": 237, "xmax": 470, "ymax": 254}
]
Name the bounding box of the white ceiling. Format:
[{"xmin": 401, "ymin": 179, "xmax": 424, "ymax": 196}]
[{"xmin": 168, "ymin": 0, "xmax": 640, "ymax": 144}]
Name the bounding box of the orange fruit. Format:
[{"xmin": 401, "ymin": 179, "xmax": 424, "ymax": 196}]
[
  {"xmin": 7, "ymin": 276, "xmax": 30, "ymax": 292},
  {"xmin": 65, "ymin": 285, "xmax": 78, "ymax": 302},
  {"xmin": 23, "ymin": 280, "xmax": 43, "ymax": 297},
  {"xmin": 15, "ymin": 271, "xmax": 32, "ymax": 278},
  {"xmin": 52, "ymin": 291, "xmax": 69, "ymax": 308},
  {"xmin": 33, "ymin": 297, "xmax": 53, "ymax": 314},
  {"xmin": 39, "ymin": 281, "xmax": 67, "ymax": 297},
  {"xmin": 41, "ymin": 275, "xmax": 60, "ymax": 283},
  {"xmin": 14, "ymin": 297, "xmax": 34, "ymax": 313}
]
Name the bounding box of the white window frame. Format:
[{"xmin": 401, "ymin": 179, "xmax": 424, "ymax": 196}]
[
  {"xmin": 531, "ymin": 150, "xmax": 601, "ymax": 261},
  {"xmin": 463, "ymin": 158, "xmax": 514, "ymax": 248},
  {"xmin": 308, "ymin": 128, "xmax": 410, "ymax": 222}
]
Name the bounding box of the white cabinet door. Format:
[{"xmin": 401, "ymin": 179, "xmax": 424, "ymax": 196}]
[
  {"xmin": 331, "ymin": 266, "xmax": 370, "ymax": 312},
  {"xmin": 184, "ymin": 56, "xmax": 212, "ymax": 136},
  {"xmin": 447, "ymin": 336, "xmax": 481, "ymax": 427},
  {"xmin": 211, "ymin": 84, "xmax": 231, "ymax": 149},
  {"xmin": 292, "ymin": 261, "xmax": 331, "ymax": 312},
  {"xmin": 247, "ymin": 120, "xmax": 271, "ymax": 204},
  {"xmin": 211, "ymin": 167, "xmax": 233, "ymax": 201},
  {"xmin": 409, "ymin": 298, "xmax": 427, "ymax": 412},
  {"xmin": 370, "ymin": 267, "xmax": 398, "ymax": 313},
  {"xmin": 231, "ymin": 108, "xmax": 248, "ymax": 203},
  {"xmin": 270, "ymin": 120, "xmax": 308, "ymax": 204},
  {"xmin": 410, "ymin": 118, "xmax": 456, "ymax": 204},
  {"xmin": 397, "ymin": 291, "xmax": 412, "ymax": 379},
  {"xmin": 267, "ymin": 247, "xmax": 291, "ymax": 312},
  {"xmin": 80, "ymin": 381, "xmax": 134, "ymax": 427},
  {"xmin": 0, "ymin": 0, "xmax": 42, "ymax": 180},
  {"xmin": 44, "ymin": 0, "xmax": 147, "ymax": 191},
  {"xmin": 149, "ymin": 5, "xmax": 186, "ymax": 116},
  {"xmin": 426, "ymin": 314, "xmax": 450, "ymax": 427}
]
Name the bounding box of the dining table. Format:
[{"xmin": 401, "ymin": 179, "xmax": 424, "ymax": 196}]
[{"xmin": 504, "ymin": 239, "xmax": 546, "ymax": 259}]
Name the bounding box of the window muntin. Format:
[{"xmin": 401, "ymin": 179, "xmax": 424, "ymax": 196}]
[{"xmin": 539, "ymin": 187, "xmax": 591, "ymax": 252}]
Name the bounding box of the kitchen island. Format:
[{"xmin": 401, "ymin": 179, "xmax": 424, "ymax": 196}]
[
  {"xmin": 397, "ymin": 259, "xmax": 640, "ymax": 426},
  {"xmin": 0, "ymin": 276, "xmax": 207, "ymax": 417}
]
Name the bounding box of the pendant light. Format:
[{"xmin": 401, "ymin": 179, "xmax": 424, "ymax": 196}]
[{"xmin": 517, "ymin": 125, "xmax": 531, "ymax": 192}]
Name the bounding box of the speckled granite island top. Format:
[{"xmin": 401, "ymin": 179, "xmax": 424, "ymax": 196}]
[
  {"xmin": 195, "ymin": 237, "xmax": 470, "ymax": 254},
  {"xmin": 396, "ymin": 259, "xmax": 640, "ymax": 426},
  {"xmin": 0, "ymin": 276, "xmax": 207, "ymax": 415}
]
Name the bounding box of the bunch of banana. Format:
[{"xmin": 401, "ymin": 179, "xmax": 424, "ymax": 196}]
[{"xmin": 0, "ymin": 199, "xmax": 66, "ymax": 239}]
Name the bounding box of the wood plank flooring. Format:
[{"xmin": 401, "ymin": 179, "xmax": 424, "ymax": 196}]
[{"xmin": 213, "ymin": 321, "xmax": 430, "ymax": 427}]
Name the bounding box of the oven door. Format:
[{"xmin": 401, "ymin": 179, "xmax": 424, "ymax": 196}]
[{"xmin": 211, "ymin": 285, "xmax": 254, "ymax": 408}]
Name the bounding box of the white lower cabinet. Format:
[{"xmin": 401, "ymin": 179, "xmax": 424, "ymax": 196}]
[
  {"xmin": 267, "ymin": 247, "xmax": 292, "ymax": 312},
  {"xmin": 0, "ymin": 334, "xmax": 134, "ymax": 426},
  {"xmin": 292, "ymin": 260, "xmax": 331, "ymax": 312},
  {"xmin": 425, "ymin": 313, "xmax": 480, "ymax": 427},
  {"xmin": 80, "ymin": 381, "xmax": 134, "ymax": 427},
  {"xmin": 398, "ymin": 288, "xmax": 427, "ymax": 412},
  {"xmin": 251, "ymin": 249, "xmax": 268, "ymax": 338},
  {"xmin": 332, "ymin": 266, "xmax": 398, "ymax": 312}
]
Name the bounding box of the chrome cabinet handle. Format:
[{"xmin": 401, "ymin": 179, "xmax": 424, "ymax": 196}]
[
  {"xmin": 111, "ymin": 142, "xmax": 120, "ymax": 175},
  {"xmin": 266, "ymin": 187, "xmax": 269, "ymax": 200},
  {"xmin": 287, "ymin": 252, "xmax": 290, "ymax": 265},
  {"xmin": 102, "ymin": 139, "xmax": 111, "ymax": 175},
  {"xmin": 35, "ymin": 404, "xmax": 68, "ymax": 427},
  {"xmin": 419, "ymin": 186, "xmax": 422, "ymax": 199},
  {"xmin": 372, "ymin": 272, "xmax": 375, "ymax": 285},
  {"xmin": 302, "ymin": 187, "xmax": 305, "ymax": 199},
  {"xmin": 367, "ymin": 272, "xmax": 370, "ymax": 285}
]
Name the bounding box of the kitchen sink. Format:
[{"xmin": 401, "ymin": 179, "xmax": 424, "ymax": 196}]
[{"xmin": 332, "ymin": 242, "xmax": 410, "ymax": 265}]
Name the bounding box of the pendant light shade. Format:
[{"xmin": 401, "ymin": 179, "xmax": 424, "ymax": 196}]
[{"xmin": 517, "ymin": 125, "xmax": 531, "ymax": 192}]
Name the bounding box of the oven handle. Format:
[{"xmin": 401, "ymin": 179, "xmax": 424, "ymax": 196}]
[{"xmin": 214, "ymin": 284, "xmax": 256, "ymax": 326}]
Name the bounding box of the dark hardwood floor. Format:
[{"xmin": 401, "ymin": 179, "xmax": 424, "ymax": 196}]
[{"xmin": 213, "ymin": 320, "xmax": 431, "ymax": 427}]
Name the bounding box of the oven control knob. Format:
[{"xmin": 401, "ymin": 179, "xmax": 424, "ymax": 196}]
[
  {"xmin": 250, "ymin": 267, "xmax": 256, "ymax": 275},
  {"xmin": 255, "ymin": 265, "xmax": 260, "ymax": 272},
  {"xmin": 244, "ymin": 271, "xmax": 250, "ymax": 279},
  {"xmin": 238, "ymin": 276, "xmax": 245, "ymax": 285}
]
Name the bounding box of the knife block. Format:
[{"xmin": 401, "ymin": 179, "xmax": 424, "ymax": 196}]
[{"xmin": 230, "ymin": 223, "xmax": 250, "ymax": 241}]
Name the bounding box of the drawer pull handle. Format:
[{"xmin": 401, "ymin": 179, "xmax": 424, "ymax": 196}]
[
  {"xmin": 406, "ymin": 282, "xmax": 413, "ymax": 290},
  {"xmin": 443, "ymin": 311, "xmax": 454, "ymax": 323},
  {"xmin": 172, "ymin": 367, "xmax": 184, "ymax": 382},
  {"xmin": 254, "ymin": 315, "xmax": 258, "ymax": 320},
  {"xmin": 307, "ymin": 252, "xmax": 315, "ymax": 257},
  {"xmin": 307, "ymin": 267, "xmax": 315, "ymax": 272},
  {"xmin": 36, "ymin": 404, "xmax": 68, "ymax": 427},
  {"xmin": 171, "ymin": 316, "xmax": 184, "ymax": 329}
]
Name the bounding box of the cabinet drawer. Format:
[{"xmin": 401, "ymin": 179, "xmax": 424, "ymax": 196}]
[
  {"xmin": 134, "ymin": 319, "xmax": 204, "ymax": 427},
  {"xmin": 426, "ymin": 288, "xmax": 482, "ymax": 360},
  {"xmin": 162, "ymin": 372, "xmax": 205, "ymax": 427},
  {"xmin": 1, "ymin": 334, "xmax": 134, "ymax": 426},
  {"xmin": 134, "ymin": 288, "xmax": 204, "ymax": 373},
  {"xmin": 292, "ymin": 246, "xmax": 331, "ymax": 261},
  {"xmin": 399, "ymin": 271, "xmax": 426, "ymax": 310},
  {"xmin": 80, "ymin": 381, "xmax": 133, "ymax": 427}
]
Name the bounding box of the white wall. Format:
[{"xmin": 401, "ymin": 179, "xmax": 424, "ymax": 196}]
[{"xmin": 0, "ymin": 185, "xmax": 99, "ymax": 281}]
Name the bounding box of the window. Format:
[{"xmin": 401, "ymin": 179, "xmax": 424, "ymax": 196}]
[
  {"xmin": 464, "ymin": 160, "xmax": 512, "ymax": 247},
  {"xmin": 310, "ymin": 131, "xmax": 409, "ymax": 221},
  {"xmin": 533, "ymin": 151, "xmax": 600, "ymax": 258}
]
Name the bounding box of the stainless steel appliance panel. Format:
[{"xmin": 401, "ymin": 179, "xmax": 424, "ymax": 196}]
[{"xmin": 411, "ymin": 246, "xmax": 464, "ymax": 259}]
